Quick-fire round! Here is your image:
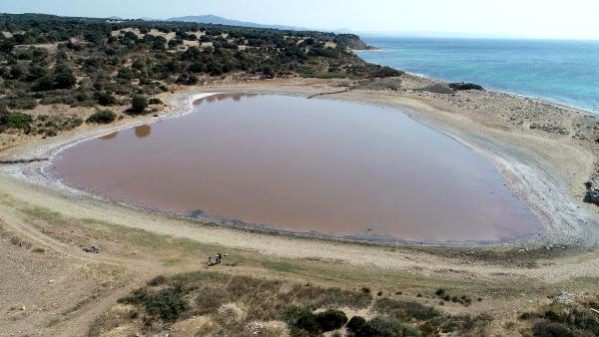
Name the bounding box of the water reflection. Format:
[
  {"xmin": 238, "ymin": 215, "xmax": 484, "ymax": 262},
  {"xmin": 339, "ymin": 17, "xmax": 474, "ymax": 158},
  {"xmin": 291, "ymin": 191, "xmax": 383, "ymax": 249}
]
[
  {"xmin": 99, "ymin": 131, "xmax": 118, "ymax": 140},
  {"xmin": 195, "ymin": 93, "xmax": 257, "ymax": 106},
  {"xmin": 134, "ymin": 125, "xmax": 151, "ymax": 139}
]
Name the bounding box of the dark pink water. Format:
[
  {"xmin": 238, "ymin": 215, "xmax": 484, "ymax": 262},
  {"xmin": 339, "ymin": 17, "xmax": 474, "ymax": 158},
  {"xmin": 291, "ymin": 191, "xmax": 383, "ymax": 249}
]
[{"xmin": 49, "ymin": 94, "xmax": 542, "ymax": 242}]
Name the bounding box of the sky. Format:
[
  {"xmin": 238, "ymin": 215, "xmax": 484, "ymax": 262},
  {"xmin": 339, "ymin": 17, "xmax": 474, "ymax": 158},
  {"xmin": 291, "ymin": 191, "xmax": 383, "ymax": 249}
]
[{"xmin": 1, "ymin": 0, "xmax": 599, "ymax": 39}]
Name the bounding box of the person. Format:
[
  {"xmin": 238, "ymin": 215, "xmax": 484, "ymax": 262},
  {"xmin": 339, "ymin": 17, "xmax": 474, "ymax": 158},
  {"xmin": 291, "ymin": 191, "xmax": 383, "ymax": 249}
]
[
  {"xmin": 215, "ymin": 253, "xmax": 222, "ymax": 264},
  {"xmin": 208, "ymin": 256, "xmax": 213, "ymax": 266}
]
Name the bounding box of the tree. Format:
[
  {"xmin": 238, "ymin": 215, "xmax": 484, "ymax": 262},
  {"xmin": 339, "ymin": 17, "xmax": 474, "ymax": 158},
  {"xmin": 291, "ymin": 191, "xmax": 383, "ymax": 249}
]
[
  {"xmin": 53, "ymin": 64, "xmax": 76, "ymax": 89},
  {"xmin": 97, "ymin": 92, "xmax": 116, "ymax": 106},
  {"xmin": 33, "ymin": 75, "xmax": 55, "ymax": 91},
  {"xmin": 262, "ymin": 65, "xmax": 275, "ymax": 78},
  {"xmin": 151, "ymin": 37, "xmax": 166, "ymax": 51},
  {"xmin": 130, "ymin": 95, "xmax": 148, "ymax": 114},
  {"xmin": 0, "ymin": 40, "xmax": 15, "ymax": 53}
]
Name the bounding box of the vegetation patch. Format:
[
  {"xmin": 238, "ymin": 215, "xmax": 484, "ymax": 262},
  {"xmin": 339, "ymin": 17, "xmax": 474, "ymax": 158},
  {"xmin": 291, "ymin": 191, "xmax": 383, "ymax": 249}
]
[
  {"xmin": 449, "ymin": 82, "xmax": 484, "ymax": 91},
  {"xmin": 119, "ymin": 284, "xmax": 188, "ymax": 322},
  {"xmin": 86, "ymin": 109, "xmax": 116, "ymax": 124},
  {"xmin": 0, "ymin": 111, "xmax": 33, "ymax": 133},
  {"xmin": 373, "ymin": 298, "xmax": 441, "ymax": 321},
  {"xmin": 519, "ymin": 300, "xmax": 599, "ymax": 337},
  {"xmin": 434, "ymin": 288, "xmax": 475, "ymax": 306},
  {"xmin": 352, "ymin": 316, "xmax": 421, "ymax": 337},
  {"xmin": 0, "ymin": 13, "xmax": 401, "ymax": 138}
]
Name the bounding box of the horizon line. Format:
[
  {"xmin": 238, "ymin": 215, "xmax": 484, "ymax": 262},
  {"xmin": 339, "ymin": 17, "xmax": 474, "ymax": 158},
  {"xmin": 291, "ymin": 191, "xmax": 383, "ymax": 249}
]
[{"xmin": 2, "ymin": 11, "xmax": 599, "ymax": 41}]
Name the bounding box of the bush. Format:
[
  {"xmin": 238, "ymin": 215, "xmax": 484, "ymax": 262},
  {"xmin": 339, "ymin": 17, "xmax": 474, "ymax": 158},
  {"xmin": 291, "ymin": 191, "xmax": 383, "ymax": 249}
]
[
  {"xmin": 148, "ymin": 98, "xmax": 163, "ymax": 105},
  {"xmin": 97, "ymin": 91, "xmax": 116, "ymax": 106},
  {"xmin": 315, "ymin": 309, "xmax": 348, "ymax": 332},
  {"xmin": 86, "ymin": 110, "xmax": 116, "ymax": 124},
  {"xmin": 53, "ymin": 64, "xmax": 77, "ymax": 89},
  {"xmin": 176, "ymin": 73, "xmax": 198, "ymax": 85},
  {"xmin": 283, "ymin": 306, "xmax": 321, "ymax": 335},
  {"xmin": 120, "ymin": 286, "xmax": 188, "ymax": 322},
  {"xmin": 147, "ymin": 275, "xmax": 167, "ymax": 286},
  {"xmin": 3, "ymin": 96, "xmax": 38, "ymax": 110},
  {"xmin": 347, "ymin": 316, "xmax": 367, "ymax": 333},
  {"xmin": 285, "ymin": 307, "xmax": 350, "ymax": 334},
  {"xmin": 449, "ymin": 82, "xmax": 484, "ymax": 91},
  {"xmin": 129, "ymin": 95, "xmax": 148, "ymax": 114},
  {"xmin": 0, "ymin": 40, "xmax": 15, "ymax": 53},
  {"xmin": 117, "ymin": 68, "xmax": 134, "ymax": 80},
  {"xmin": 33, "ymin": 76, "xmax": 55, "ymax": 91},
  {"xmin": 0, "ymin": 112, "xmax": 33, "ymax": 133},
  {"xmin": 532, "ymin": 321, "xmax": 574, "ymax": 337},
  {"xmin": 354, "ymin": 317, "xmax": 421, "ymax": 337}
]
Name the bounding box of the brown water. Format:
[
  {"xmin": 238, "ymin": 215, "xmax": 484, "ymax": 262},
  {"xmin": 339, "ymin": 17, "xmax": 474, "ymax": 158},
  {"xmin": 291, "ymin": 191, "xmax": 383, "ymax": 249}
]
[{"xmin": 49, "ymin": 93, "xmax": 542, "ymax": 243}]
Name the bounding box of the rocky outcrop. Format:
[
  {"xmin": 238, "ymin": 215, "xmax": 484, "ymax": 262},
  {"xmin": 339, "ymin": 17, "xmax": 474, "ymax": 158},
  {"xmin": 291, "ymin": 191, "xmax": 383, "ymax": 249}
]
[
  {"xmin": 584, "ymin": 182, "xmax": 599, "ymax": 205},
  {"xmin": 449, "ymin": 82, "xmax": 484, "ymax": 91}
]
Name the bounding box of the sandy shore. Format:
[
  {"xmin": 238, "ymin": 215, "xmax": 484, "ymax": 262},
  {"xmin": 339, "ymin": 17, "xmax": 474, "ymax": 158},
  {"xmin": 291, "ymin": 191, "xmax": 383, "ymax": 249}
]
[{"xmin": 2, "ymin": 76, "xmax": 598, "ymax": 248}]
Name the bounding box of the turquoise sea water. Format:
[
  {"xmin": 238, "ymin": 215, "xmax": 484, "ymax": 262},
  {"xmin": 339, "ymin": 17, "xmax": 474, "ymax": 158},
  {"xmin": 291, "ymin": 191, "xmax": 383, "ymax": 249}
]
[{"xmin": 357, "ymin": 37, "xmax": 599, "ymax": 112}]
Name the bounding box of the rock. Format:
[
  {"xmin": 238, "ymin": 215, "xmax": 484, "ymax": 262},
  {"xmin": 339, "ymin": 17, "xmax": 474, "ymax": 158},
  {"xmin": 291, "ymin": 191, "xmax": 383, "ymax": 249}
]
[
  {"xmin": 82, "ymin": 245, "xmax": 101, "ymax": 254},
  {"xmin": 551, "ymin": 291, "xmax": 574, "ymax": 304},
  {"xmin": 583, "ymin": 182, "xmax": 599, "ymax": 205}
]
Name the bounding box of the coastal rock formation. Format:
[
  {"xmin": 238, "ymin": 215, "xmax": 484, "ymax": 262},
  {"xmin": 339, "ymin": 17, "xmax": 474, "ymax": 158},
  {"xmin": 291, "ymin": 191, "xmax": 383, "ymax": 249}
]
[{"xmin": 449, "ymin": 82, "xmax": 484, "ymax": 91}]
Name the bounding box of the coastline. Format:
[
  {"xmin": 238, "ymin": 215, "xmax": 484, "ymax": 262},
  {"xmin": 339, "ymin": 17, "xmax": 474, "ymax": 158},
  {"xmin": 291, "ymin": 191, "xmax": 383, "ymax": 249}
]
[
  {"xmin": 356, "ymin": 41, "xmax": 599, "ymax": 114},
  {"xmin": 2, "ymin": 77, "xmax": 597, "ymax": 248}
]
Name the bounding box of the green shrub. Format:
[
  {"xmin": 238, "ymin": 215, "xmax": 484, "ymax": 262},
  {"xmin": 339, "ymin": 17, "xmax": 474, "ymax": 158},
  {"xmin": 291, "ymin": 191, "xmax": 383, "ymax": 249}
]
[
  {"xmin": 97, "ymin": 91, "xmax": 116, "ymax": 106},
  {"xmin": 4, "ymin": 96, "xmax": 38, "ymax": 110},
  {"xmin": 347, "ymin": 316, "xmax": 367, "ymax": 333},
  {"xmin": 355, "ymin": 317, "xmax": 421, "ymax": 337},
  {"xmin": 129, "ymin": 95, "xmax": 148, "ymax": 114},
  {"xmin": 532, "ymin": 321, "xmax": 574, "ymax": 337},
  {"xmin": 0, "ymin": 112, "xmax": 33, "ymax": 132},
  {"xmin": 449, "ymin": 82, "xmax": 484, "ymax": 91},
  {"xmin": 86, "ymin": 110, "xmax": 116, "ymax": 124},
  {"xmin": 119, "ymin": 285, "xmax": 188, "ymax": 322},
  {"xmin": 148, "ymin": 98, "xmax": 163, "ymax": 105},
  {"xmin": 283, "ymin": 306, "xmax": 320, "ymax": 335},
  {"xmin": 53, "ymin": 64, "xmax": 77, "ymax": 89},
  {"xmin": 315, "ymin": 309, "xmax": 348, "ymax": 332},
  {"xmin": 175, "ymin": 73, "xmax": 198, "ymax": 85}
]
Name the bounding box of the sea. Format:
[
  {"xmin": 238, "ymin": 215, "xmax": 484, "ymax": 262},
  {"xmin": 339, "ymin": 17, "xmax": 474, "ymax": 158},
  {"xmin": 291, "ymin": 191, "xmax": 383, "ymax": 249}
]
[{"xmin": 357, "ymin": 37, "xmax": 599, "ymax": 113}]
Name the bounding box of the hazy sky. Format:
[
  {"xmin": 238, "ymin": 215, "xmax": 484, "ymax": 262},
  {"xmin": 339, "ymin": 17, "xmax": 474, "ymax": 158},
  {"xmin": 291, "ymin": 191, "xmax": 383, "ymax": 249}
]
[{"xmin": 2, "ymin": 0, "xmax": 599, "ymax": 39}]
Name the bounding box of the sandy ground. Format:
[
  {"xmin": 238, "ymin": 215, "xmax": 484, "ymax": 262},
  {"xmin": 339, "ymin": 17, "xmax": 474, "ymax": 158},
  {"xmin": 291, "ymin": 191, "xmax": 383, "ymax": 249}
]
[{"xmin": 2, "ymin": 76, "xmax": 599, "ymax": 336}]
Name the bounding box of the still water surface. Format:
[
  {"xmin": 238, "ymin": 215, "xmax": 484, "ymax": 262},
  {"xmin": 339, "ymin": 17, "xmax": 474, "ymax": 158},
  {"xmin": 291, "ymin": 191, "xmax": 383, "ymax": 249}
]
[{"xmin": 49, "ymin": 94, "xmax": 542, "ymax": 242}]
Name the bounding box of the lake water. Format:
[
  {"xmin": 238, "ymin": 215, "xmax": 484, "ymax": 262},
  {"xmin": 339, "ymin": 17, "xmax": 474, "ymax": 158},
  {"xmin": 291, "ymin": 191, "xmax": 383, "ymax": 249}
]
[
  {"xmin": 48, "ymin": 94, "xmax": 541, "ymax": 243},
  {"xmin": 358, "ymin": 37, "xmax": 599, "ymax": 112}
]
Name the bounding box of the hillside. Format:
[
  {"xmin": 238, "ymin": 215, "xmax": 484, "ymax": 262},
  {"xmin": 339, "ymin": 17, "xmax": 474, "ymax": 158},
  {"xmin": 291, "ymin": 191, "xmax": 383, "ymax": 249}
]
[
  {"xmin": 167, "ymin": 14, "xmax": 307, "ymax": 31},
  {"xmin": 0, "ymin": 13, "xmax": 397, "ymax": 137}
]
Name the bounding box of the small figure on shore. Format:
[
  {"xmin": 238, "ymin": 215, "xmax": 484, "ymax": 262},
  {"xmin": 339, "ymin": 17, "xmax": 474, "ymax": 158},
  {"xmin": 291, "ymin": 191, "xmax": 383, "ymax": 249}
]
[{"xmin": 207, "ymin": 253, "xmax": 225, "ymax": 267}]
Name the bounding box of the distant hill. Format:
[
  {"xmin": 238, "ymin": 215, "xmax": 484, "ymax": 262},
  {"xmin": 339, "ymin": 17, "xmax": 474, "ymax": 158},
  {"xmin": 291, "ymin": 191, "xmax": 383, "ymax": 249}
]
[{"xmin": 166, "ymin": 15, "xmax": 308, "ymax": 31}]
